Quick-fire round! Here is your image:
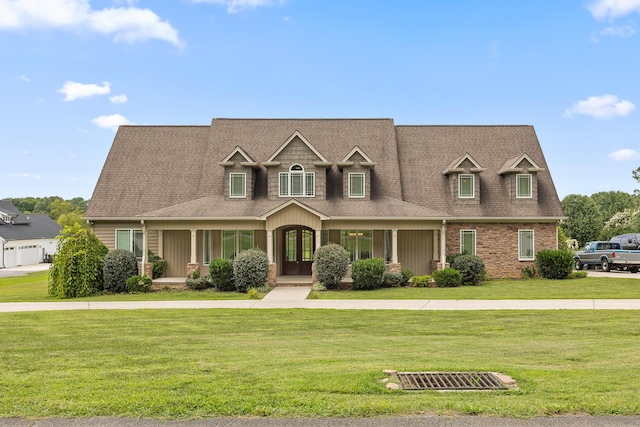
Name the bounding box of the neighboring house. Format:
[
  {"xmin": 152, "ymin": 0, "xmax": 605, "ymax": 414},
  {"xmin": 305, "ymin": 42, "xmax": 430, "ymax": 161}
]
[
  {"xmin": 84, "ymin": 119, "xmax": 564, "ymax": 282},
  {"xmin": 0, "ymin": 201, "xmax": 62, "ymax": 268}
]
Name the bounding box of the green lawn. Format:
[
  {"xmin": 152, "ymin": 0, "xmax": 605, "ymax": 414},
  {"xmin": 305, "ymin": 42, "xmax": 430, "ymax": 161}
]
[
  {"xmin": 0, "ymin": 309, "xmax": 639, "ymax": 418},
  {"xmin": 0, "ymin": 271, "xmax": 256, "ymax": 302},
  {"xmin": 316, "ymin": 276, "xmax": 640, "ymax": 299}
]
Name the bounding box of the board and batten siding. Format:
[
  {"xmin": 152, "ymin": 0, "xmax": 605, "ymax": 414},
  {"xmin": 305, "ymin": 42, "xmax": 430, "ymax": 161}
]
[
  {"xmin": 397, "ymin": 230, "xmax": 434, "ymax": 275},
  {"xmin": 163, "ymin": 230, "xmax": 190, "ymax": 277},
  {"xmin": 92, "ymin": 222, "xmax": 159, "ymax": 255}
]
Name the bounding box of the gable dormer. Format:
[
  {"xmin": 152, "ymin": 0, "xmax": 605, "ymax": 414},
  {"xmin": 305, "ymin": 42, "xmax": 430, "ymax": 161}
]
[
  {"xmin": 262, "ymin": 131, "xmax": 332, "ymax": 200},
  {"xmin": 218, "ymin": 146, "xmax": 258, "ymax": 200},
  {"xmin": 443, "ymin": 153, "xmax": 486, "ymax": 205},
  {"xmin": 498, "ymin": 153, "xmax": 545, "ymax": 204},
  {"xmin": 338, "ymin": 146, "xmax": 376, "ymax": 201}
]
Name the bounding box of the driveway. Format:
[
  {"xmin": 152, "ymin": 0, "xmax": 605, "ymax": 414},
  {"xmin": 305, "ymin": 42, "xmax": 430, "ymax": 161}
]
[
  {"xmin": 587, "ymin": 270, "xmax": 640, "ymax": 279},
  {"xmin": 0, "ymin": 263, "xmax": 50, "ymax": 278}
]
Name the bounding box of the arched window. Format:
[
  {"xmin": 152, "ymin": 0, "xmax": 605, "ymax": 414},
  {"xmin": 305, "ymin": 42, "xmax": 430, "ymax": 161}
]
[{"xmin": 279, "ymin": 164, "xmax": 315, "ymax": 197}]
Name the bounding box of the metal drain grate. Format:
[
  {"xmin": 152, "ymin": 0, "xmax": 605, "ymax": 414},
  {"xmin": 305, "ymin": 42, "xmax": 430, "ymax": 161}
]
[{"xmin": 395, "ymin": 372, "xmax": 507, "ymax": 391}]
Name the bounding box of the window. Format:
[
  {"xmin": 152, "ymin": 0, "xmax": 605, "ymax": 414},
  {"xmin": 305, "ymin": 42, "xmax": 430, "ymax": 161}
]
[
  {"xmin": 279, "ymin": 164, "xmax": 315, "ymax": 197},
  {"xmin": 203, "ymin": 230, "xmax": 212, "ymax": 265},
  {"xmin": 222, "ymin": 230, "xmax": 254, "ymax": 259},
  {"xmin": 116, "ymin": 229, "xmax": 143, "ymax": 260},
  {"xmin": 516, "ymin": 174, "xmax": 532, "ymax": 198},
  {"xmin": 518, "ymin": 230, "xmax": 534, "ymax": 260},
  {"xmin": 341, "ymin": 230, "xmax": 373, "ymax": 262},
  {"xmin": 459, "ymin": 174, "xmax": 474, "ymax": 198},
  {"xmin": 349, "ymin": 173, "xmax": 365, "ymax": 198},
  {"xmin": 460, "ymin": 230, "xmax": 476, "ymax": 255},
  {"xmin": 229, "ymin": 173, "xmax": 246, "ymax": 198}
]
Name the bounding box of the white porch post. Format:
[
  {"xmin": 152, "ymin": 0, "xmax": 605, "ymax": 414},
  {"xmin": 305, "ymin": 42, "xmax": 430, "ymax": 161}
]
[
  {"xmin": 141, "ymin": 221, "xmax": 148, "ymax": 274},
  {"xmin": 267, "ymin": 229, "xmax": 274, "ymax": 263},
  {"xmin": 392, "ymin": 229, "xmax": 398, "ymax": 264},
  {"xmin": 158, "ymin": 230, "xmax": 164, "ymax": 258},
  {"xmin": 316, "ymin": 229, "xmax": 322, "ymax": 250},
  {"xmin": 440, "ymin": 220, "xmax": 447, "ymax": 269},
  {"xmin": 190, "ymin": 229, "xmax": 197, "ymax": 264}
]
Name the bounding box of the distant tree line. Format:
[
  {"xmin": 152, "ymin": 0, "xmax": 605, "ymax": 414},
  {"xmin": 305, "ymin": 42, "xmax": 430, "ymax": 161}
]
[
  {"xmin": 561, "ymin": 168, "xmax": 640, "ymax": 247},
  {"xmin": 4, "ymin": 196, "xmax": 89, "ymax": 229}
]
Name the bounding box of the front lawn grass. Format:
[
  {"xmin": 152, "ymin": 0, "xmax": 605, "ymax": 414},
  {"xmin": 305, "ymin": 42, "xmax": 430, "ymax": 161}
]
[
  {"xmin": 317, "ymin": 276, "xmax": 640, "ymax": 299},
  {"xmin": 0, "ymin": 271, "xmax": 257, "ymax": 302},
  {"xmin": 0, "ymin": 309, "xmax": 639, "ymax": 418}
]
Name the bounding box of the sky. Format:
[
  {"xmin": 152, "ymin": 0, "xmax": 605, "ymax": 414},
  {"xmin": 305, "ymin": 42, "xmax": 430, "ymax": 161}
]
[{"xmin": 1, "ymin": 0, "xmax": 640, "ymax": 201}]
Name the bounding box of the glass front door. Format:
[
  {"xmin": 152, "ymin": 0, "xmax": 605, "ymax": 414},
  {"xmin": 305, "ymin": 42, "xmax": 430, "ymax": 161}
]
[{"xmin": 281, "ymin": 226, "xmax": 315, "ymax": 275}]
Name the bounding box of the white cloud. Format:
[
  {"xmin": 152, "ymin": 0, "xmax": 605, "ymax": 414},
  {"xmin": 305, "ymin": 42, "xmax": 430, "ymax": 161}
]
[
  {"xmin": 92, "ymin": 113, "xmax": 130, "ymax": 131},
  {"xmin": 0, "ymin": 0, "xmax": 181, "ymax": 46},
  {"xmin": 192, "ymin": 0, "xmax": 286, "ymax": 13},
  {"xmin": 17, "ymin": 74, "xmax": 30, "ymax": 82},
  {"xmin": 609, "ymin": 149, "xmax": 640, "ymax": 161},
  {"xmin": 109, "ymin": 94, "xmax": 128, "ymax": 104},
  {"xmin": 58, "ymin": 81, "xmax": 111, "ymax": 101},
  {"xmin": 600, "ymin": 23, "xmax": 637, "ymax": 37},
  {"xmin": 12, "ymin": 173, "xmax": 41, "ymax": 180},
  {"xmin": 589, "ymin": 0, "xmax": 640, "ymax": 20},
  {"xmin": 563, "ymin": 94, "xmax": 636, "ymax": 118}
]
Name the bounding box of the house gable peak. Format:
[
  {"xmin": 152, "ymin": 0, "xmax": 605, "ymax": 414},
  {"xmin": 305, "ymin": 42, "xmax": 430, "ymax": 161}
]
[
  {"xmin": 443, "ymin": 153, "xmax": 486, "ymax": 175},
  {"xmin": 263, "ymin": 130, "xmax": 331, "ymax": 167},
  {"xmin": 498, "ymin": 153, "xmax": 544, "ymax": 175},
  {"xmin": 218, "ymin": 146, "xmax": 258, "ymax": 167}
]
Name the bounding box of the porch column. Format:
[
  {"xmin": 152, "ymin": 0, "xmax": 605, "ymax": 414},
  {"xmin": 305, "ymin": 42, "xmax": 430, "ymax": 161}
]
[
  {"xmin": 158, "ymin": 230, "xmax": 164, "ymax": 258},
  {"xmin": 440, "ymin": 220, "xmax": 447, "ymax": 269},
  {"xmin": 316, "ymin": 229, "xmax": 322, "ymax": 250},
  {"xmin": 266, "ymin": 229, "xmax": 274, "ymax": 263},
  {"xmin": 190, "ymin": 229, "xmax": 197, "ymax": 264},
  {"xmin": 392, "ymin": 229, "xmax": 398, "ymax": 264},
  {"xmin": 141, "ymin": 221, "xmax": 148, "ymax": 274}
]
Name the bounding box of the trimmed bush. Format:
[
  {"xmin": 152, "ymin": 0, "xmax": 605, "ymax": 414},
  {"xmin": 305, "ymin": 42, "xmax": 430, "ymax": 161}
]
[
  {"xmin": 432, "ymin": 268, "xmax": 462, "ymax": 287},
  {"xmin": 400, "ymin": 268, "xmax": 414, "ymax": 287},
  {"xmin": 233, "ymin": 248, "xmax": 269, "ymax": 293},
  {"xmin": 536, "ymin": 249, "xmax": 574, "ymax": 280},
  {"xmin": 314, "ymin": 243, "xmax": 349, "ymax": 289},
  {"xmin": 126, "ymin": 274, "xmax": 152, "ymax": 293},
  {"xmin": 103, "ymin": 249, "xmax": 139, "ymax": 294},
  {"xmin": 209, "ymin": 258, "xmax": 235, "ymax": 291},
  {"xmin": 48, "ymin": 224, "xmax": 109, "ymax": 299},
  {"xmin": 151, "ymin": 258, "xmax": 167, "ymax": 279},
  {"xmin": 383, "ymin": 272, "xmax": 404, "ymax": 287},
  {"xmin": 412, "ymin": 274, "xmax": 432, "ymax": 287},
  {"xmin": 351, "ymin": 258, "xmax": 386, "ymax": 290},
  {"xmin": 450, "ymin": 254, "xmax": 485, "ymax": 286}
]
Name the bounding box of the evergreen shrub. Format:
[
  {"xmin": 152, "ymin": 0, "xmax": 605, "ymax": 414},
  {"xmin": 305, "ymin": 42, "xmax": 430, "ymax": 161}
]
[
  {"xmin": 400, "ymin": 268, "xmax": 414, "ymax": 287},
  {"xmin": 450, "ymin": 254, "xmax": 485, "ymax": 286},
  {"xmin": 233, "ymin": 248, "xmax": 269, "ymax": 293},
  {"xmin": 432, "ymin": 268, "xmax": 462, "ymax": 287},
  {"xmin": 313, "ymin": 243, "xmax": 349, "ymax": 289},
  {"xmin": 412, "ymin": 274, "xmax": 432, "ymax": 287},
  {"xmin": 209, "ymin": 258, "xmax": 235, "ymax": 291},
  {"xmin": 126, "ymin": 274, "xmax": 152, "ymax": 293},
  {"xmin": 103, "ymin": 249, "xmax": 139, "ymax": 293},
  {"xmin": 535, "ymin": 249, "xmax": 574, "ymax": 280},
  {"xmin": 382, "ymin": 272, "xmax": 404, "ymax": 287},
  {"xmin": 351, "ymin": 258, "xmax": 386, "ymax": 290}
]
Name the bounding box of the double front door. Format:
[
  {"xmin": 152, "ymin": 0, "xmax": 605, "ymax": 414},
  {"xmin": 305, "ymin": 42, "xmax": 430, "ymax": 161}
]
[{"xmin": 282, "ymin": 226, "xmax": 315, "ymax": 275}]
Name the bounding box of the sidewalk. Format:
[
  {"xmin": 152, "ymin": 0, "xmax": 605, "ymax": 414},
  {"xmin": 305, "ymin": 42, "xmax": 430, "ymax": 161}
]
[{"xmin": 2, "ymin": 285, "xmax": 640, "ymax": 313}]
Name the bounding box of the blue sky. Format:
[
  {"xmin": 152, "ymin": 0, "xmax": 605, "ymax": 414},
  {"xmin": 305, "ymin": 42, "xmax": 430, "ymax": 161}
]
[{"xmin": 1, "ymin": 0, "xmax": 640, "ymax": 201}]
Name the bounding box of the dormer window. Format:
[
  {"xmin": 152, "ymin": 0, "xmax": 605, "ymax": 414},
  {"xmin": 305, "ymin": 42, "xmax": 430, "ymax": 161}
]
[
  {"xmin": 458, "ymin": 174, "xmax": 474, "ymax": 198},
  {"xmin": 349, "ymin": 173, "xmax": 365, "ymax": 198},
  {"xmin": 229, "ymin": 173, "xmax": 246, "ymax": 198},
  {"xmin": 516, "ymin": 174, "xmax": 532, "ymax": 198},
  {"xmin": 279, "ymin": 164, "xmax": 315, "ymax": 197}
]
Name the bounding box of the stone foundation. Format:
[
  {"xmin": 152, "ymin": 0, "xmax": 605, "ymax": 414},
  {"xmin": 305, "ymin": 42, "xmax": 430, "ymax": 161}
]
[
  {"xmin": 386, "ymin": 263, "xmax": 401, "ymax": 273},
  {"xmin": 187, "ymin": 263, "xmax": 200, "ymax": 277},
  {"xmin": 268, "ymin": 263, "xmax": 277, "ymax": 287}
]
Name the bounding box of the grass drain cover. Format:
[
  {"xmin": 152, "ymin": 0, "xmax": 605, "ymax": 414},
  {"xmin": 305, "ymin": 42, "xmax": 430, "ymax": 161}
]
[{"xmin": 392, "ymin": 371, "xmax": 509, "ymax": 391}]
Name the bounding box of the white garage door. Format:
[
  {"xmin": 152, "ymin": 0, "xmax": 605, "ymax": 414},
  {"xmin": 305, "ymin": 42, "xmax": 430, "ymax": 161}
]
[
  {"xmin": 4, "ymin": 246, "xmax": 16, "ymax": 268},
  {"xmin": 18, "ymin": 245, "xmax": 40, "ymax": 266}
]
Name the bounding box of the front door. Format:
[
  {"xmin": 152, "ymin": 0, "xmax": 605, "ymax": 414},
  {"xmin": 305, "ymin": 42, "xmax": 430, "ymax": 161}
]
[{"xmin": 282, "ymin": 226, "xmax": 315, "ymax": 275}]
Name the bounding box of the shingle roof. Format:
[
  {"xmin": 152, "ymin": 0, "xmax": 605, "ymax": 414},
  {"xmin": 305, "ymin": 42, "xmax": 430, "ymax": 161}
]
[
  {"xmin": 0, "ymin": 201, "xmax": 62, "ymax": 241},
  {"xmin": 85, "ymin": 119, "xmax": 563, "ymax": 220}
]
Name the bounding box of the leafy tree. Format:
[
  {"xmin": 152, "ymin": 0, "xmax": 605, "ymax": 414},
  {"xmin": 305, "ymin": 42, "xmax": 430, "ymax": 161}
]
[
  {"xmin": 48, "ymin": 223, "xmax": 108, "ymax": 298},
  {"xmin": 591, "ymin": 191, "xmax": 638, "ymax": 223},
  {"xmin": 598, "ymin": 208, "xmax": 640, "ymax": 241},
  {"xmin": 561, "ymin": 194, "xmax": 603, "ymax": 246},
  {"xmin": 57, "ymin": 211, "xmax": 89, "ymax": 229},
  {"xmin": 49, "ymin": 198, "xmax": 76, "ymax": 220}
]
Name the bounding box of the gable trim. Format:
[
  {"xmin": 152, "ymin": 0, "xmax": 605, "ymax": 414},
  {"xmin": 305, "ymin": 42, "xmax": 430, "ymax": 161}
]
[
  {"xmin": 265, "ymin": 131, "xmax": 330, "ymax": 163},
  {"xmin": 219, "ymin": 146, "xmax": 256, "ymax": 164},
  {"xmin": 443, "ymin": 153, "xmax": 486, "ymax": 175},
  {"xmin": 498, "ymin": 153, "xmax": 545, "ymax": 175},
  {"xmin": 258, "ymin": 199, "xmax": 330, "ymax": 221}
]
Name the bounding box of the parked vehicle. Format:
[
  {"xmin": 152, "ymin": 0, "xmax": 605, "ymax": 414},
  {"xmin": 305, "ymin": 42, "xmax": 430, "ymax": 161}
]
[
  {"xmin": 610, "ymin": 233, "xmax": 640, "ymax": 250},
  {"xmin": 574, "ymin": 241, "xmax": 640, "ymax": 273}
]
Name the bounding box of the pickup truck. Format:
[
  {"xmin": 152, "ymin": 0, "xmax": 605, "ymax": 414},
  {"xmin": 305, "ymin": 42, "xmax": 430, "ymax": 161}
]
[{"xmin": 574, "ymin": 241, "xmax": 640, "ymax": 273}]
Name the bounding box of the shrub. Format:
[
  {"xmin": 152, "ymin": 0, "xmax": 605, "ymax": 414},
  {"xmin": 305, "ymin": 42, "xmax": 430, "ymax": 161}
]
[
  {"xmin": 151, "ymin": 257, "xmax": 167, "ymax": 279},
  {"xmin": 186, "ymin": 276, "xmax": 209, "ymax": 290},
  {"xmin": 521, "ymin": 265, "xmax": 537, "ymax": 279},
  {"xmin": 209, "ymin": 258, "xmax": 235, "ymax": 291},
  {"xmin": 450, "ymin": 254, "xmax": 485, "ymax": 286},
  {"xmin": 233, "ymin": 248, "xmax": 269, "ymax": 293},
  {"xmin": 103, "ymin": 249, "xmax": 139, "ymax": 293},
  {"xmin": 412, "ymin": 274, "xmax": 432, "ymax": 287},
  {"xmin": 314, "ymin": 243, "xmax": 349, "ymax": 289},
  {"xmin": 247, "ymin": 288, "xmax": 261, "ymax": 299},
  {"xmin": 432, "ymin": 268, "xmax": 462, "ymax": 287},
  {"xmin": 400, "ymin": 268, "xmax": 414, "ymax": 287},
  {"xmin": 48, "ymin": 224, "xmax": 109, "ymax": 299},
  {"xmin": 351, "ymin": 258, "xmax": 386, "ymax": 290},
  {"xmin": 126, "ymin": 274, "xmax": 152, "ymax": 293},
  {"xmin": 383, "ymin": 272, "xmax": 404, "ymax": 287},
  {"xmin": 311, "ymin": 282, "xmax": 327, "ymax": 291},
  {"xmin": 569, "ymin": 270, "xmax": 587, "ymax": 279},
  {"xmin": 535, "ymin": 249, "xmax": 574, "ymax": 280}
]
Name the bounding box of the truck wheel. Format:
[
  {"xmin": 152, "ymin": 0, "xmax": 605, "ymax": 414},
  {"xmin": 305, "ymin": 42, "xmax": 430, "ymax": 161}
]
[
  {"xmin": 574, "ymin": 259, "xmax": 583, "ymax": 270},
  {"xmin": 601, "ymin": 258, "xmax": 611, "ymax": 272},
  {"xmin": 631, "ymin": 267, "xmax": 638, "ymax": 274}
]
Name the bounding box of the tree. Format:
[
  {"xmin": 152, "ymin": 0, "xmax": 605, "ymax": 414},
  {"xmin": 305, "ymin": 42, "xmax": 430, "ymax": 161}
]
[
  {"xmin": 48, "ymin": 223, "xmax": 108, "ymax": 298},
  {"xmin": 57, "ymin": 211, "xmax": 89, "ymax": 229},
  {"xmin": 561, "ymin": 194, "xmax": 603, "ymax": 247},
  {"xmin": 591, "ymin": 191, "xmax": 638, "ymax": 224}
]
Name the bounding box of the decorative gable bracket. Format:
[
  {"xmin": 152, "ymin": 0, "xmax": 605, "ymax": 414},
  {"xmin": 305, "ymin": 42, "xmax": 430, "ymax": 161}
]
[
  {"xmin": 218, "ymin": 146, "xmax": 259, "ymax": 168},
  {"xmin": 337, "ymin": 146, "xmax": 376, "ymax": 170},
  {"xmin": 497, "ymin": 153, "xmax": 544, "ymax": 175},
  {"xmin": 443, "ymin": 153, "xmax": 486, "ymax": 175}
]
